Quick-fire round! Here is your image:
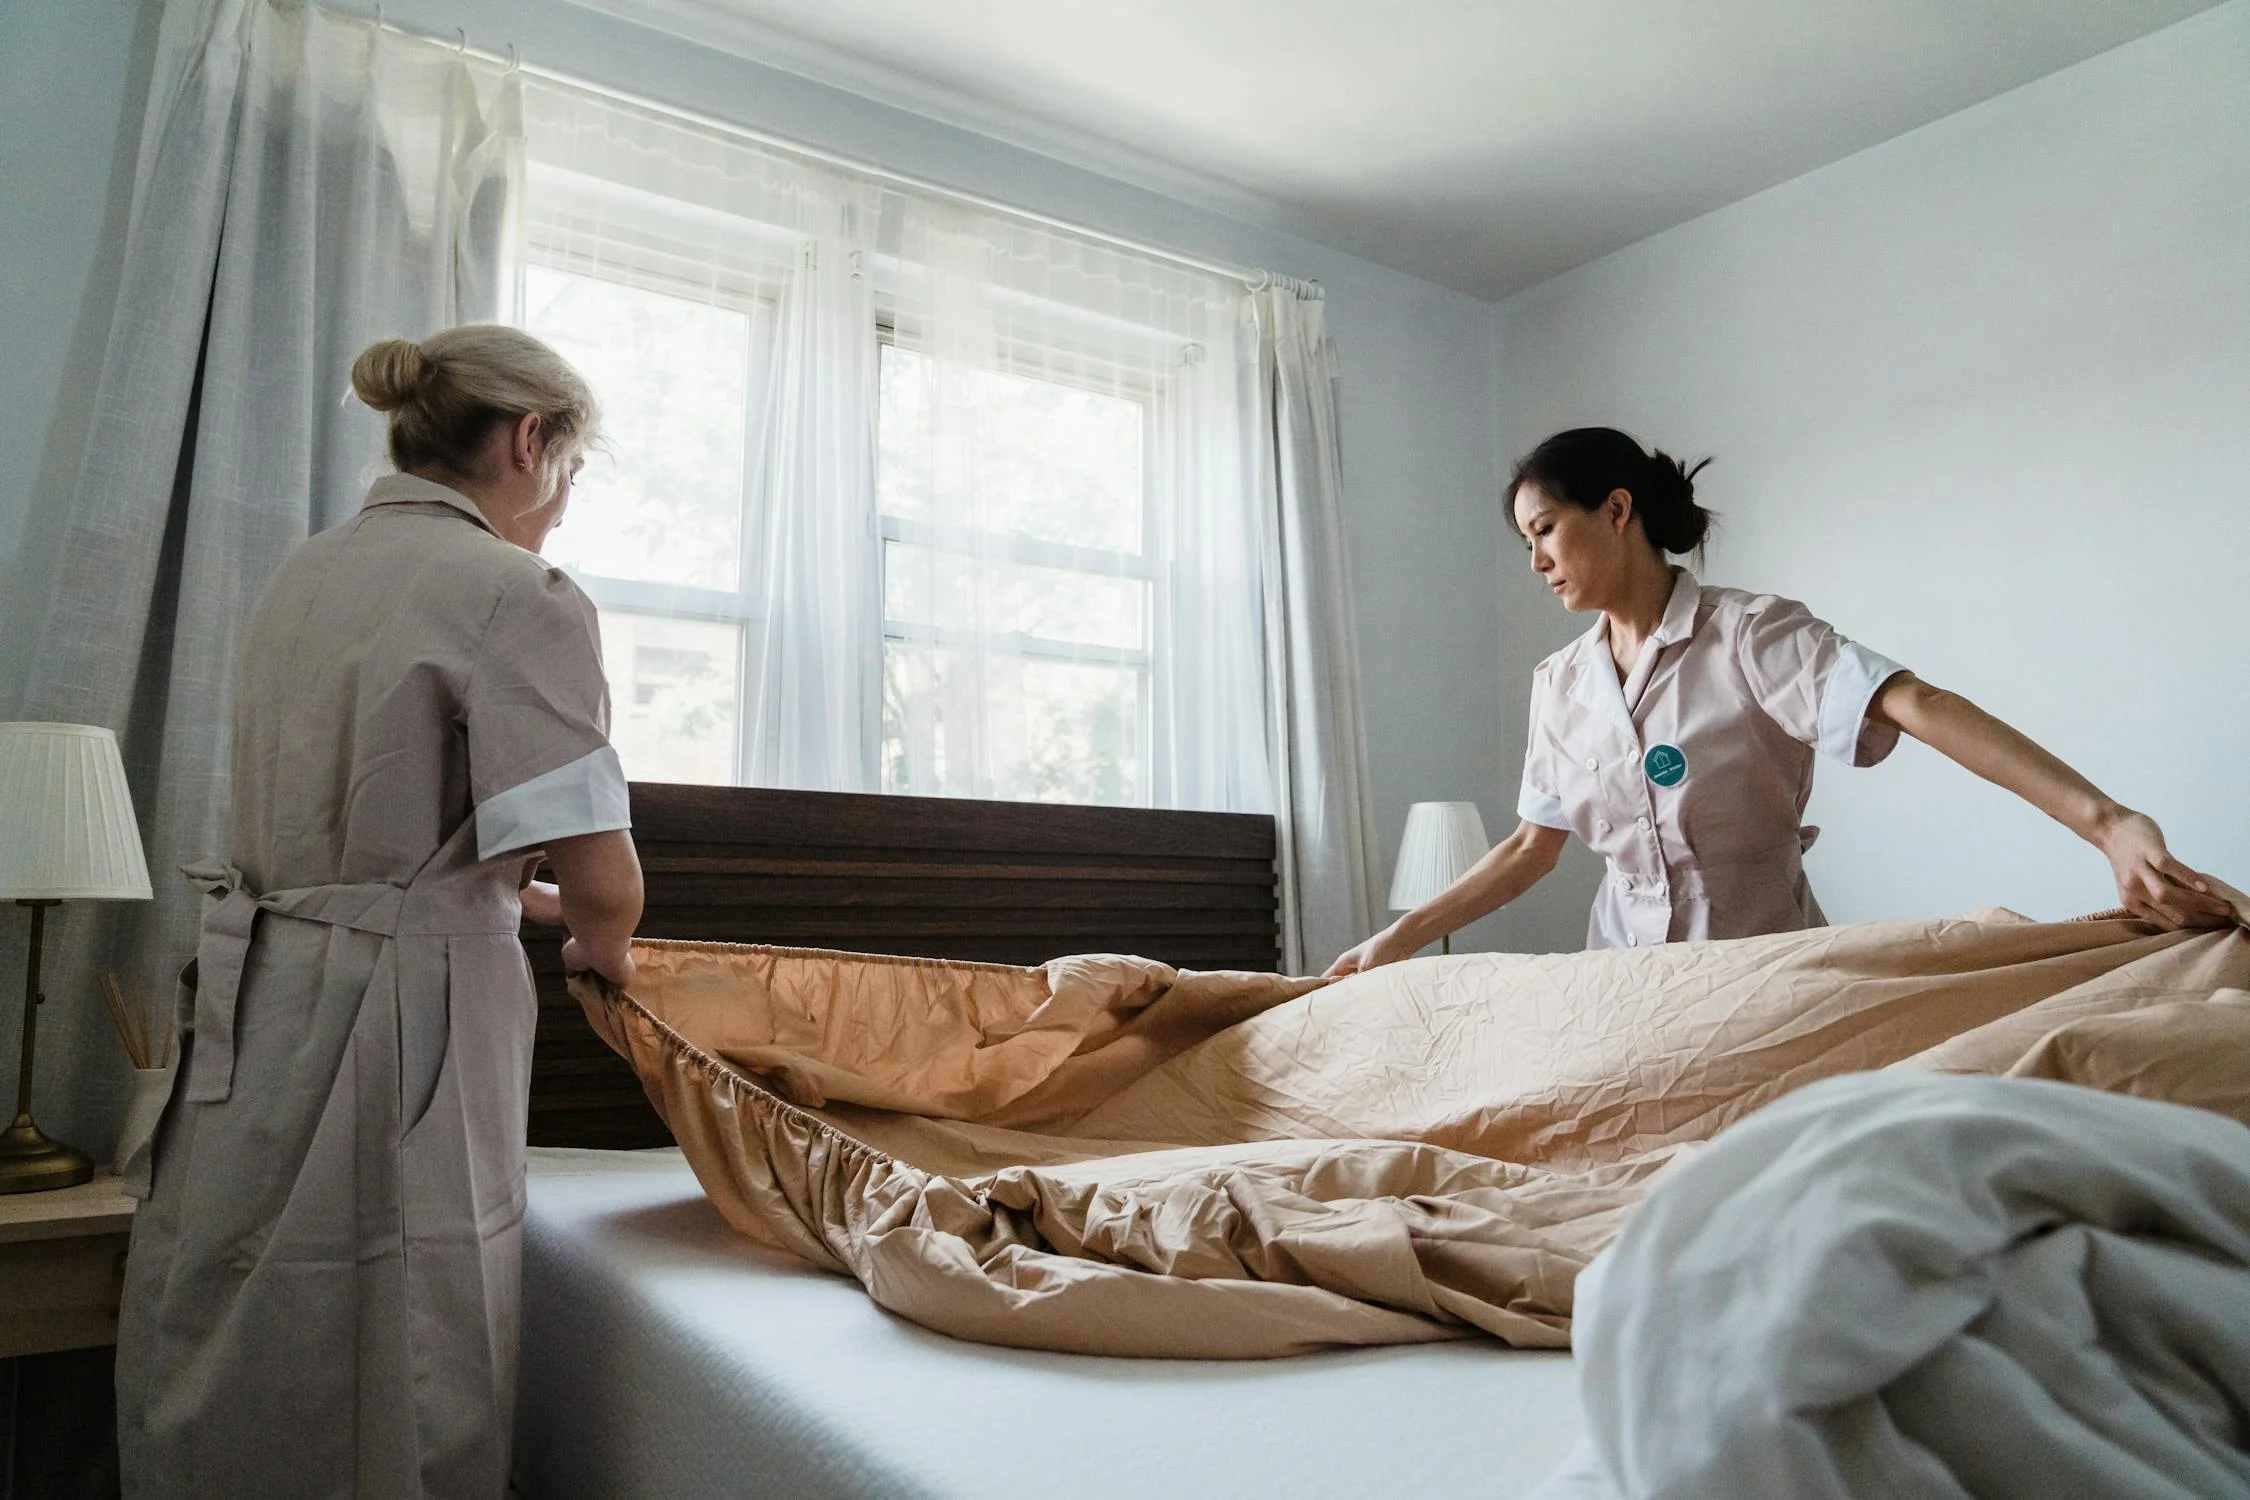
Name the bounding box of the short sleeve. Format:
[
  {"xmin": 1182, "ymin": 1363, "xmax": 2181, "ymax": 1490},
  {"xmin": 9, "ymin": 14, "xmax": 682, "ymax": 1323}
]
[
  {"xmin": 1516, "ymin": 663, "xmax": 1572, "ymax": 830},
  {"xmin": 1733, "ymin": 595, "xmax": 1908, "ymax": 767},
  {"xmin": 464, "ymin": 568, "xmax": 631, "ymax": 859}
]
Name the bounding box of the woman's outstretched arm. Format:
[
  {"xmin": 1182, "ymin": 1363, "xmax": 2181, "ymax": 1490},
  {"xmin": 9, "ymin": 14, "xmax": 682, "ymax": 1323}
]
[
  {"xmin": 1869, "ymin": 673, "xmax": 2232, "ymax": 930},
  {"xmin": 1326, "ymin": 820, "xmax": 1570, "ymax": 977}
]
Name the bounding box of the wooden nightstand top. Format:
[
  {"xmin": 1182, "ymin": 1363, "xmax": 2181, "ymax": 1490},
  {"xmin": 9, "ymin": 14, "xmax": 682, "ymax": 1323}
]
[
  {"xmin": 0, "ymin": 1173, "xmax": 137, "ymax": 1358},
  {"xmin": 0, "ymin": 1172, "xmax": 136, "ymax": 1246}
]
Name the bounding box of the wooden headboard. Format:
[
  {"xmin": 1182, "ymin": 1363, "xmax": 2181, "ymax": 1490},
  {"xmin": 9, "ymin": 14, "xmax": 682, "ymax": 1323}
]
[{"xmin": 523, "ymin": 783, "xmax": 1282, "ymax": 1148}]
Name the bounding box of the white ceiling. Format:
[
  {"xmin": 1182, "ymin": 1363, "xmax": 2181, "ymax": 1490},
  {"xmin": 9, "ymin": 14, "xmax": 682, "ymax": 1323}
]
[{"xmin": 590, "ymin": 0, "xmax": 2222, "ymax": 300}]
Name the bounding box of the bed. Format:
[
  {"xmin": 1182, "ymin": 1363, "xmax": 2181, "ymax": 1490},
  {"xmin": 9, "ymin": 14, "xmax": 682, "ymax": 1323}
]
[
  {"xmin": 515, "ymin": 1147, "xmax": 1581, "ymax": 1500},
  {"xmin": 512, "ymin": 784, "xmax": 1581, "ymax": 1499}
]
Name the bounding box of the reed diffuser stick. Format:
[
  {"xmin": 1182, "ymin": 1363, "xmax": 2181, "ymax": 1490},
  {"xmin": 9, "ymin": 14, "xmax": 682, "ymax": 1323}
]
[{"xmin": 99, "ymin": 970, "xmax": 168, "ymax": 1071}]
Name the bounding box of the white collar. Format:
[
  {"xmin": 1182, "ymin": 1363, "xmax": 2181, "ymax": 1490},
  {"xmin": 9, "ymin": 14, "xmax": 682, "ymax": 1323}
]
[
  {"xmin": 1565, "ymin": 569, "xmax": 1702, "ymax": 736},
  {"xmin": 1566, "ymin": 627, "xmax": 1635, "ymax": 737},
  {"xmin": 1648, "ymin": 567, "xmax": 1702, "ymax": 649}
]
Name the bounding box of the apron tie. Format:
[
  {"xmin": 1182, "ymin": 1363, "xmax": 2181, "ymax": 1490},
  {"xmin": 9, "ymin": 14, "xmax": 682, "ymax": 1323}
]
[{"xmin": 179, "ymin": 862, "xmax": 406, "ymax": 1105}]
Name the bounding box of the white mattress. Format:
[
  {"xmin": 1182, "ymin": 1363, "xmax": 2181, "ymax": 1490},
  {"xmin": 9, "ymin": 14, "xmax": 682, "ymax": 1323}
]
[{"xmin": 514, "ymin": 1147, "xmax": 1583, "ymax": 1500}]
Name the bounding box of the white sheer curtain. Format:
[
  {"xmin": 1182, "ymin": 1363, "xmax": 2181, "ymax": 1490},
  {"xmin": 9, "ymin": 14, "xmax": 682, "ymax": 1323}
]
[
  {"xmin": 512, "ymin": 79, "xmax": 1384, "ymax": 971},
  {"xmin": 10, "ymin": 0, "xmax": 521, "ymax": 1153},
  {"xmin": 878, "ymin": 202, "xmax": 1269, "ymax": 809},
  {"xmin": 1254, "ymin": 284, "xmax": 1381, "ymax": 972},
  {"xmin": 519, "ymin": 79, "xmax": 1272, "ymax": 815},
  {"xmin": 519, "ymin": 79, "xmax": 884, "ymax": 792}
]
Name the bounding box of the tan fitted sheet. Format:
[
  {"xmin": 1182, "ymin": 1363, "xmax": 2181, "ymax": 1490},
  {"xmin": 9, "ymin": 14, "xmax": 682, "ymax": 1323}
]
[{"xmin": 573, "ymin": 901, "xmax": 2250, "ymax": 1359}]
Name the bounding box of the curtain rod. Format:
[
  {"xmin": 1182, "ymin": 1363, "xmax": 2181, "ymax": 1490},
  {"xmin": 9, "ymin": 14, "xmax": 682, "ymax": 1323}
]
[{"xmin": 355, "ymin": 7, "xmax": 1318, "ymax": 299}]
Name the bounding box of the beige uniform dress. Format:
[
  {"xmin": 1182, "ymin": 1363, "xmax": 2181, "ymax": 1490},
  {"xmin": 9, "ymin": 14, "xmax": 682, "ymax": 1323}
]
[
  {"xmin": 116, "ymin": 474, "xmax": 630, "ymax": 1499},
  {"xmin": 1519, "ymin": 569, "xmax": 1906, "ymax": 951}
]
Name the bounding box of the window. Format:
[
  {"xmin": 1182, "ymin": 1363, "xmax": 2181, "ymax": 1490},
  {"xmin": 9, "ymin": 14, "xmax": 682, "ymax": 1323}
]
[
  {"xmin": 876, "ymin": 342, "xmax": 1158, "ymax": 805},
  {"xmin": 517, "ymin": 77, "xmax": 1269, "ymax": 813},
  {"xmin": 526, "ymin": 257, "xmax": 1167, "ymax": 802},
  {"xmin": 519, "ymin": 173, "xmax": 782, "ymax": 786}
]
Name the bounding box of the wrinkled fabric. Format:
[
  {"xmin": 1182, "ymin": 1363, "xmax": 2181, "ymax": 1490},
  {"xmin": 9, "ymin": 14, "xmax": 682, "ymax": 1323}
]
[
  {"xmin": 573, "ymin": 905, "xmax": 2249, "ymax": 1360},
  {"xmin": 1541, "ymin": 1072, "xmax": 2250, "ymax": 1500}
]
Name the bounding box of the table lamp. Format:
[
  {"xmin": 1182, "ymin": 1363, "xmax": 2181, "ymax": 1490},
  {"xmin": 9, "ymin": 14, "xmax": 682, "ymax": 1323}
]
[
  {"xmin": 1387, "ymin": 801, "xmax": 1489, "ymax": 956},
  {"xmin": 0, "ymin": 723, "xmax": 153, "ymax": 1194}
]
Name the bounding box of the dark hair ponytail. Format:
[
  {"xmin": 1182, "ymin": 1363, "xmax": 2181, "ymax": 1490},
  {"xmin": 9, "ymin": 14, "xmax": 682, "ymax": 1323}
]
[{"xmin": 1508, "ymin": 427, "xmax": 1715, "ymax": 557}]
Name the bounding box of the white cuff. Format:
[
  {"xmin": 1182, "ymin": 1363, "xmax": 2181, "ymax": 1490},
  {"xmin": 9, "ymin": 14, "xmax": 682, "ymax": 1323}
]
[
  {"xmin": 476, "ymin": 745, "xmax": 631, "ymax": 860},
  {"xmin": 1517, "ymin": 780, "xmax": 1571, "ymax": 831},
  {"xmin": 1816, "ymin": 641, "xmax": 1907, "ymax": 766}
]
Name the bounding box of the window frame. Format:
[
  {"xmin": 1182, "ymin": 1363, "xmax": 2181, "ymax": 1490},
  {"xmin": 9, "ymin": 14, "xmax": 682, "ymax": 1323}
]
[
  {"xmin": 871, "ymin": 325, "xmax": 1173, "ymax": 806},
  {"xmin": 520, "ymin": 159, "xmax": 1195, "ymax": 805},
  {"xmin": 521, "ymin": 189, "xmax": 788, "ymax": 786}
]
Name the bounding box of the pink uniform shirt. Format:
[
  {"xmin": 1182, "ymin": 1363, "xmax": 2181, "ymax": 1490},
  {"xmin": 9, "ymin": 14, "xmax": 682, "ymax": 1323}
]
[{"xmin": 1518, "ymin": 569, "xmax": 1906, "ymax": 950}]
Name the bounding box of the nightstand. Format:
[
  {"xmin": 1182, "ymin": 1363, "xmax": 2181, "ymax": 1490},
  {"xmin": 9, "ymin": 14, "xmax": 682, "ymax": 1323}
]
[{"xmin": 0, "ymin": 1174, "xmax": 135, "ymax": 1359}]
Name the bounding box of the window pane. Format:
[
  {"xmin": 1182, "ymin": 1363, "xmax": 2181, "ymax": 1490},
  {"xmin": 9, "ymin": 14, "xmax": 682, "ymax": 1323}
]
[
  {"xmin": 524, "ymin": 265, "xmax": 751, "ymax": 591},
  {"xmin": 883, "ymin": 541, "xmax": 1145, "ymax": 652},
  {"xmin": 878, "ymin": 344, "xmax": 1143, "ymax": 552},
  {"xmin": 1019, "ymin": 658, "xmax": 1143, "ymax": 806},
  {"xmin": 598, "ymin": 611, "xmax": 740, "ymax": 784},
  {"xmin": 882, "ymin": 642, "xmax": 1142, "ymax": 806}
]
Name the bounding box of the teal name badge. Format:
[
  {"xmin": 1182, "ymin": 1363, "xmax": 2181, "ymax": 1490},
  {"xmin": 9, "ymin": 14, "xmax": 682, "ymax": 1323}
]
[{"xmin": 1644, "ymin": 744, "xmax": 1688, "ymax": 788}]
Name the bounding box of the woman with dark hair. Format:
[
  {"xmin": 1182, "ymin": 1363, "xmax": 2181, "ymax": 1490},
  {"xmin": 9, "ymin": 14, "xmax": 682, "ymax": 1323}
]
[{"xmin": 1328, "ymin": 426, "xmax": 2228, "ymax": 972}]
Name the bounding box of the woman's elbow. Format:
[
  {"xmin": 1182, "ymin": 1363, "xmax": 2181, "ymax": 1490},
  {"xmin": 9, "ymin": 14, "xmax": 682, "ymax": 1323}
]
[
  {"xmin": 547, "ymin": 830, "xmax": 644, "ymax": 922},
  {"xmin": 1873, "ymin": 672, "xmax": 1954, "ymax": 729},
  {"xmin": 1511, "ymin": 822, "xmax": 1567, "ymax": 878}
]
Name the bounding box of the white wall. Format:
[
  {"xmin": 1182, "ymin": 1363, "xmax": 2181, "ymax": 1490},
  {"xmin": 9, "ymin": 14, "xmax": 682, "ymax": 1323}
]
[
  {"xmin": 1492, "ymin": 2, "xmax": 2250, "ymax": 950},
  {"xmin": 0, "ymin": 0, "xmax": 1519, "ymax": 962}
]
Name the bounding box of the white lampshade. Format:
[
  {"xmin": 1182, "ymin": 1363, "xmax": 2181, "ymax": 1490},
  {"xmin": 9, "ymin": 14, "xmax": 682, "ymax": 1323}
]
[
  {"xmin": 0, "ymin": 723, "xmax": 153, "ymax": 900},
  {"xmin": 1387, "ymin": 801, "xmax": 1489, "ymax": 911}
]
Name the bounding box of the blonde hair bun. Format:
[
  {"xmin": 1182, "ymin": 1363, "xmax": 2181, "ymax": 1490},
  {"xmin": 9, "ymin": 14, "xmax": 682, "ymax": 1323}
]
[
  {"xmin": 349, "ymin": 325, "xmax": 598, "ymax": 483},
  {"xmin": 351, "ymin": 338, "xmax": 428, "ymax": 413}
]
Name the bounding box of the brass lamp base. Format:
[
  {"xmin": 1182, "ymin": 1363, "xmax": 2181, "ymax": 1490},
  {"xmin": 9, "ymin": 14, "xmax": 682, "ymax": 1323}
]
[
  {"xmin": 5, "ymin": 897, "xmax": 96, "ymax": 1193},
  {"xmin": 0, "ymin": 1114, "xmax": 95, "ymax": 1194}
]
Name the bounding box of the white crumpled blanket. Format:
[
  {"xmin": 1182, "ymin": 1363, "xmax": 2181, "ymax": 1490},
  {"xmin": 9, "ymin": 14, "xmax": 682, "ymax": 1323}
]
[{"xmin": 1538, "ymin": 1072, "xmax": 2250, "ymax": 1499}]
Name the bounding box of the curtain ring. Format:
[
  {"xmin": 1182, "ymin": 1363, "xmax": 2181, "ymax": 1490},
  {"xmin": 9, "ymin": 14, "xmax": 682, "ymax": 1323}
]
[
  {"xmin": 372, "ymin": 4, "xmax": 384, "ymax": 31},
  {"xmin": 505, "ymin": 41, "xmax": 521, "ymax": 74},
  {"xmin": 453, "ymin": 27, "xmax": 468, "ymax": 55}
]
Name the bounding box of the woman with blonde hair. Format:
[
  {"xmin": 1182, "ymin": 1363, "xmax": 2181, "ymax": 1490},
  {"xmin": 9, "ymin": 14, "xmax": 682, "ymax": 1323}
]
[{"xmin": 117, "ymin": 325, "xmax": 644, "ymax": 1498}]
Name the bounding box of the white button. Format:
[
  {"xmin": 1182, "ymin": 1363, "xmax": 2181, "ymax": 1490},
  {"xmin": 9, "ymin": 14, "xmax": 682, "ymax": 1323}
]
[
  {"xmin": 1584, "ymin": 757, "xmax": 1599, "ymax": 771},
  {"xmin": 1596, "ymin": 819, "xmax": 1611, "ymax": 833},
  {"xmin": 1627, "ymin": 936, "xmax": 1639, "ymax": 947},
  {"xmin": 1636, "ymin": 816, "xmax": 1652, "ymax": 832}
]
